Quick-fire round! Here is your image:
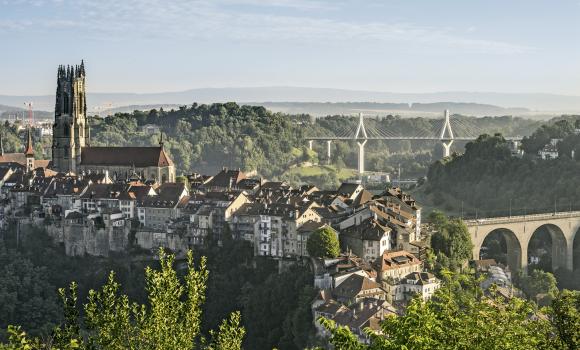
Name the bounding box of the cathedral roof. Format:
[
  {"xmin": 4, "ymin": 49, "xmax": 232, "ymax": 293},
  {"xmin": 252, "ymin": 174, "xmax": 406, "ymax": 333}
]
[
  {"xmin": 80, "ymin": 146, "xmax": 173, "ymax": 168},
  {"xmin": 0, "ymin": 153, "xmax": 27, "ymax": 167}
]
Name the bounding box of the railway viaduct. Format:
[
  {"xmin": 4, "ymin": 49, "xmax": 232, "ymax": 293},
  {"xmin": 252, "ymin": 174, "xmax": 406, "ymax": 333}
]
[{"xmin": 465, "ymin": 211, "xmax": 580, "ymax": 272}]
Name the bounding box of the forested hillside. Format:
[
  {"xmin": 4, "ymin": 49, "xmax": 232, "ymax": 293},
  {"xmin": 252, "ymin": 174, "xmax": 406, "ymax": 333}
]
[
  {"xmin": 86, "ymin": 103, "xmax": 541, "ymax": 186},
  {"xmin": 0, "ymin": 103, "xmax": 543, "ymax": 188},
  {"xmin": 423, "ymin": 116, "xmax": 580, "ymax": 217},
  {"xmin": 0, "ymin": 226, "xmax": 315, "ymax": 349}
]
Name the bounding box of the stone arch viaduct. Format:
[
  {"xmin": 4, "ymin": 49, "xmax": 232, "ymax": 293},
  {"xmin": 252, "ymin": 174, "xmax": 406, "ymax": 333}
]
[{"xmin": 465, "ymin": 211, "xmax": 580, "ymax": 273}]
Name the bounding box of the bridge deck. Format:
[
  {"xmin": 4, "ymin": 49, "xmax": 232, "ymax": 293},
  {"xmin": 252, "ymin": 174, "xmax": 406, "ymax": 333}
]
[
  {"xmin": 464, "ymin": 211, "xmax": 580, "ymax": 226},
  {"xmin": 306, "ymin": 137, "xmax": 523, "ymax": 141}
]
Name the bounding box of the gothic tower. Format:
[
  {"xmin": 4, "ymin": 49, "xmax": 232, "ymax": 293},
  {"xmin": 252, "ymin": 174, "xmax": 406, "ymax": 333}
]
[{"xmin": 51, "ymin": 61, "xmax": 89, "ymax": 173}]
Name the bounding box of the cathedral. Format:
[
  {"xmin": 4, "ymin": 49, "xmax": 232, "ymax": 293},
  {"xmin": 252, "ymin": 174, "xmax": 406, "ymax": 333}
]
[{"xmin": 51, "ymin": 61, "xmax": 176, "ymax": 183}]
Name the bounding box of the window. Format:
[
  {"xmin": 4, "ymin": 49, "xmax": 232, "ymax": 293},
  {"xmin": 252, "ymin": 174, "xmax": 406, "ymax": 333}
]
[{"xmin": 63, "ymin": 94, "xmax": 69, "ymax": 114}]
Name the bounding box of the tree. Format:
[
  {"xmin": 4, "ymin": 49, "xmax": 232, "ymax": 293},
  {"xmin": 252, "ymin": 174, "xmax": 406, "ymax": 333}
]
[
  {"xmin": 307, "ymin": 227, "xmax": 340, "ymax": 259},
  {"xmin": 550, "ymin": 290, "xmax": 580, "ymax": 350},
  {"xmin": 1, "ymin": 249, "xmax": 245, "ymax": 349},
  {"xmin": 429, "ymin": 212, "xmax": 473, "ymax": 271},
  {"xmin": 0, "ymin": 244, "xmax": 60, "ymax": 340},
  {"xmin": 515, "ymin": 269, "xmax": 558, "ymax": 302}
]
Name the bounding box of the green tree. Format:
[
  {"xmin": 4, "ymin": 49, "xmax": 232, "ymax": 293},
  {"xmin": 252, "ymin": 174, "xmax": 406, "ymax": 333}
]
[
  {"xmin": 429, "ymin": 212, "xmax": 473, "ymax": 271},
  {"xmin": 515, "ymin": 269, "xmax": 558, "ymax": 302},
  {"xmin": 550, "ymin": 290, "xmax": 580, "ymax": 350},
  {"xmin": 1, "ymin": 249, "xmax": 245, "ymax": 349},
  {"xmin": 0, "ymin": 244, "xmax": 60, "ymax": 340},
  {"xmin": 306, "ymin": 227, "xmax": 340, "ymax": 258}
]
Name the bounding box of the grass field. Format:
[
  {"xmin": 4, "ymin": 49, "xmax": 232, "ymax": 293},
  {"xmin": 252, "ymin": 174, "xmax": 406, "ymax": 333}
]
[{"xmin": 285, "ymin": 164, "xmax": 357, "ymax": 180}]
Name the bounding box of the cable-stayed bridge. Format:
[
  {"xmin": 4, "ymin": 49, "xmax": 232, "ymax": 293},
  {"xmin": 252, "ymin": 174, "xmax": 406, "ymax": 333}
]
[{"xmin": 305, "ymin": 110, "xmax": 523, "ymax": 175}]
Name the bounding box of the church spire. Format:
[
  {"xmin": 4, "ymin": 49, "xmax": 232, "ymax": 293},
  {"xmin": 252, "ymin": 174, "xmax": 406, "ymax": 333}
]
[
  {"xmin": 24, "ymin": 127, "xmax": 34, "ymax": 157},
  {"xmin": 159, "ymin": 132, "xmax": 164, "ymax": 147}
]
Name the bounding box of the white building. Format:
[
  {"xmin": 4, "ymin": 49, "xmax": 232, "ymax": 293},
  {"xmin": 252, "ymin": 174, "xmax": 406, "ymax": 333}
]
[
  {"xmin": 395, "ymin": 272, "xmax": 440, "ymax": 301},
  {"xmin": 538, "ymin": 139, "xmax": 561, "ymax": 160}
]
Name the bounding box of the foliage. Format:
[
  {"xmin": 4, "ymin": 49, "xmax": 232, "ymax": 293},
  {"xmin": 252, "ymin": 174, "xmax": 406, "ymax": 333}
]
[
  {"xmin": 0, "ymin": 249, "xmax": 245, "ymax": 349},
  {"xmin": 306, "ymin": 227, "xmax": 340, "ymax": 258},
  {"xmin": 550, "ymin": 290, "xmax": 580, "ymax": 350},
  {"xmin": 515, "ymin": 269, "xmax": 558, "ymax": 302},
  {"xmin": 424, "ymin": 127, "xmax": 580, "ymax": 217},
  {"xmin": 521, "ymin": 119, "xmax": 576, "ymax": 154},
  {"xmin": 89, "ymin": 103, "xmax": 306, "ymax": 179},
  {"xmin": 241, "ymin": 265, "xmax": 315, "ymax": 350},
  {"xmin": 320, "ymin": 272, "xmax": 565, "ymax": 350},
  {"xmin": 428, "ymin": 211, "xmax": 473, "ymax": 272},
  {"xmin": 0, "ymin": 241, "xmax": 60, "ymax": 340},
  {"xmin": 1, "ymin": 227, "xmax": 317, "ymax": 349}
]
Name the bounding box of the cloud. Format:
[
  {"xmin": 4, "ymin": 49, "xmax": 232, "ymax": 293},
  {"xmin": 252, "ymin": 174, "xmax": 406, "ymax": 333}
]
[{"xmin": 0, "ymin": 0, "xmax": 533, "ymax": 55}]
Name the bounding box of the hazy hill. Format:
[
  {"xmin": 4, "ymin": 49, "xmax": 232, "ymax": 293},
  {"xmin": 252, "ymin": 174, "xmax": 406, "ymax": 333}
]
[
  {"xmin": 0, "ymin": 104, "xmax": 24, "ymax": 113},
  {"xmin": 2, "ymin": 87, "xmax": 580, "ymax": 116},
  {"xmin": 258, "ymin": 102, "xmax": 530, "ymax": 117}
]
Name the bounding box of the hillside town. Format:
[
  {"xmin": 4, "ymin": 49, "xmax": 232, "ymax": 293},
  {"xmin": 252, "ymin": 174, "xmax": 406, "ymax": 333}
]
[
  {"xmin": 0, "ymin": 62, "xmax": 536, "ymax": 348},
  {"xmin": 4, "ymin": 126, "xmax": 523, "ymax": 343}
]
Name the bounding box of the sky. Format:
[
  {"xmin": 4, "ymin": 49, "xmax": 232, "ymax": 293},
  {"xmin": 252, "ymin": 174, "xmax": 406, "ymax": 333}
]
[{"xmin": 1, "ymin": 0, "xmax": 580, "ymax": 96}]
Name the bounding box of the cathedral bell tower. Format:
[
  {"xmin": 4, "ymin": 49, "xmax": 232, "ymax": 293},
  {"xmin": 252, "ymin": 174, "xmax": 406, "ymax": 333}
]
[{"xmin": 51, "ymin": 60, "xmax": 89, "ymax": 173}]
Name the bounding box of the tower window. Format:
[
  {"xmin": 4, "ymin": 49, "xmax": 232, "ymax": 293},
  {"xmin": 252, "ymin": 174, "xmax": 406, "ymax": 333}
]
[
  {"xmin": 63, "ymin": 94, "xmax": 69, "ymax": 114},
  {"xmin": 78, "ymin": 93, "xmax": 84, "ymax": 112},
  {"xmin": 64, "ymin": 124, "xmax": 69, "ymax": 137}
]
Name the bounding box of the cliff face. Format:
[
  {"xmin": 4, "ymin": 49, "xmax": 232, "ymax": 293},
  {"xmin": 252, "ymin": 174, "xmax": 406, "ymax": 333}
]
[{"xmin": 62, "ymin": 214, "xmax": 129, "ymax": 257}]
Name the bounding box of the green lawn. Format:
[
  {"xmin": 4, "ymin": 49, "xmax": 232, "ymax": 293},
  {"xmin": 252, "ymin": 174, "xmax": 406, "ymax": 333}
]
[{"xmin": 285, "ymin": 164, "xmax": 357, "ymax": 180}]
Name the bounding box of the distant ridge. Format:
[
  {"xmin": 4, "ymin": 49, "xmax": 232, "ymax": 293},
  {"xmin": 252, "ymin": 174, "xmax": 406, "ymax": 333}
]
[
  {"xmin": 1, "ymin": 87, "xmax": 580, "ymax": 114},
  {"xmin": 0, "ymin": 104, "xmax": 25, "ymax": 113}
]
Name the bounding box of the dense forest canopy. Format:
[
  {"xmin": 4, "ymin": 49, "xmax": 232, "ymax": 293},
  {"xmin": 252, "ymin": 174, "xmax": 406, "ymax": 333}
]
[
  {"xmin": 424, "ymin": 116, "xmax": 580, "ymax": 217},
  {"xmin": 85, "ymin": 103, "xmax": 542, "ymax": 186}
]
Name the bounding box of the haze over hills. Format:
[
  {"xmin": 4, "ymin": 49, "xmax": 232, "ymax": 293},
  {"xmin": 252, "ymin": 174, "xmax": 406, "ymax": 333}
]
[
  {"xmin": 1, "ymin": 87, "xmax": 580, "ymax": 117},
  {"xmin": 0, "ymin": 104, "xmax": 25, "ymax": 113}
]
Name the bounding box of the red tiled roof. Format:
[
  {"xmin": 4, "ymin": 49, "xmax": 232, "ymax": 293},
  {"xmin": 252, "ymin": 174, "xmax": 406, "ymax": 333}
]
[
  {"xmin": 0, "ymin": 153, "xmax": 26, "ymax": 166},
  {"xmin": 80, "ymin": 146, "xmax": 173, "ymax": 167},
  {"xmin": 376, "ymin": 250, "xmax": 421, "ymax": 272}
]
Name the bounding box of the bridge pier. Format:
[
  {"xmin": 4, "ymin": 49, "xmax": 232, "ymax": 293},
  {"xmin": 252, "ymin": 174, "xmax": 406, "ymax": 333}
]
[
  {"xmin": 566, "ymin": 241, "xmax": 574, "ymax": 271},
  {"xmin": 544, "ymin": 225, "xmax": 569, "ymax": 272},
  {"xmin": 441, "ymin": 140, "xmax": 454, "ymax": 158},
  {"xmin": 326, "ymin": 140, "xmax": 332, "ymax": 160},
  {"xmin": 520, "ymin": 248, "xmax": 528, "ymax": 274},
  {"xmin": 357, "ymin": 140, "xmax": 367, "ymax": 175},
  {"xmin": 308, "ymin": 140, "xmax": 313, "ymax": 150}
]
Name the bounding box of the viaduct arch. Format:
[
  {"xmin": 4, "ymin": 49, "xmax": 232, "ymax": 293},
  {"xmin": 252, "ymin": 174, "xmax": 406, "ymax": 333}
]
[{"xmin": 465, "ymin": 212, "xmax": 580, "ymax": 273}]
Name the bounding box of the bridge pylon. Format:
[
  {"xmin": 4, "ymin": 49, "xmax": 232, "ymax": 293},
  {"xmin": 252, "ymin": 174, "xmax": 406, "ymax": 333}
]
[
  {"xmin": 357, "ymin": 140, "xmax": 367, "ymax": 175},
  {"xmin": 355, "ymin": 113, "xmax": 369, "ymax": 176},
  {"xmin": 439, "ymin": 109, "xmax": 455, "ymax": 158}
]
